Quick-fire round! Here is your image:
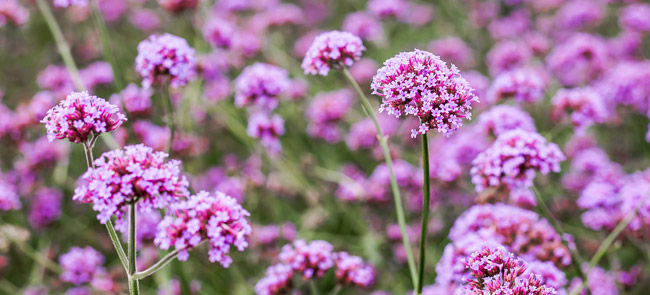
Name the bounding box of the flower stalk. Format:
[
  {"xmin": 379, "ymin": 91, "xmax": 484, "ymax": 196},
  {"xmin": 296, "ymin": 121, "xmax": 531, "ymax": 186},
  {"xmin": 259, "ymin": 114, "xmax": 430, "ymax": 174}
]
[
  {"xmin": 161, "ymin": 81, "xmax": 175, "ymax": 155},
  {"xmin": 416, "ymin": 131, "xmax": 430, "ymax": 295},
  {"xmin": 342, "ymin": 67, "xmax": 418, "ymax": 289},
  {"xmin": 128, "ymin": 202, "xmax": 140, "ymax": 295}
]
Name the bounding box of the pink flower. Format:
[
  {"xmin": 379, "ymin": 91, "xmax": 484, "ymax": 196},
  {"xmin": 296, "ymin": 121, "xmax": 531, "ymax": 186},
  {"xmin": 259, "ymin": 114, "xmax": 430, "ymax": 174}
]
[
  {"xmin": 302, "ymin": 31, "xmax": 365, "ymax": 76},
  {"xmin": 135, "ymin": 33, "xmax": 196, "ymax": 88}
]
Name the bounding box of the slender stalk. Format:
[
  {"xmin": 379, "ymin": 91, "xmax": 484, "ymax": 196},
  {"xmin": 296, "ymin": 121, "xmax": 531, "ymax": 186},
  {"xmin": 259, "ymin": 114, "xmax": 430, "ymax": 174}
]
[
  {"xmin": 532, "ymin": 185, "xmax": 586, "ymax": 280},
  {"xmin": 83, "ymin": 140, "xmax": 129, "ymax": 272},
  {"xmin": 161, "ymin": 81, "xmax": 175, "ymax": 155},
  {"xmin": 128, "ymin": 203, "xmax": 140, "ymax": 295},
  {"xmin": 132, "ymin": 240, "xmax": 208, "ymax": 280},
  {"xmin": 567, "ymin": 209, "xmax": 637, "ymax": 295},
  {"xmin": 90, "ymin": 0, "xmax": 124, "ymax": 90},
  {"xmin": 416, "ymin": 132, "xmax": 430, "ymax": 295},
  {"xmin": 342, "ymin": 68, "xmax": 418, "ymax": 288},
  {"xmin": 328, "ymin": 284, "xmax": 342, "ymax": 295},
  {"xmin": 35, "ymin": 0, "xmax": 85, "ymax": 91},
  {"xmin": 309, "ymin": 281, "xmax": 319, "ymax": 295}
]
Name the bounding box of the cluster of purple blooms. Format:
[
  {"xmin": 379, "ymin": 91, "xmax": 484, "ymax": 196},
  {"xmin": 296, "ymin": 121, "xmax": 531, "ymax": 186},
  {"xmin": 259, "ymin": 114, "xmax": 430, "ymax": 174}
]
[
  {"xmin": 41, "ymin": 91, "xmax": 127, "ymax": 144},
  {"xmin": 154, "ymin": 191, "xmax": 251, "ymax": 267},
  {"xmin": 110, "ymin": 83, "xmax": 153, "ymax": 117},
  {"xmin": 254, "ymin": 239, "xmax": 375, "ymax": 294},
  {"xmin": 486, "ymin": 67, "xmax": 547, "ymax": 104},
  {"xmin": 28, "ymin": 187, "xmax": 62, "ymax": 229},
  {"xmin": 551, "ymin": 87, "xmax": 612, "ymax": 134},
  {"xmin": 135, "ymin": 33, "xmax": 197, "ymax": 88},
  {"xmin": 59, "ymin": 246, "xmax": 105, "ymax": 286},
  {"xmin": 73, "ymin": 144, "xmax": 189, "ymax": 223},
  {"xmin": 372, "ymin": 49, "xmax": 479, "ymax": 138},
  {"xmin": 476, "ymin": 105, "xmax": 537, "ymax": 138},
  {"xmin": 302, "ymin": 31, "xmax": 366, "ymax": 76},
  {"xmin": 234, "ymin": 63, "xmax": 289, "ymax": 111},
  {"xmin": 0, "ymin": 175, "xmax": 20, "ymax": 211},
  {"xmin": 0, "ymin": 0, "xmax": 29, "ymax": 27},
  {"xmin": 306, "ymin": 89, "xmax": 356, "ymax": 143}
]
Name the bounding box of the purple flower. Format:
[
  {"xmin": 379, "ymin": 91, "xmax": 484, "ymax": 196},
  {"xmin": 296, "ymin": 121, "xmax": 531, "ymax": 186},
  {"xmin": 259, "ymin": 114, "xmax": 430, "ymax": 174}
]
[
  {"xmin": 129, "ymin": 9, "xmax": 160, "ymax": 32},
  {"xmin": 486, "ymin": 67, "xmax": 547, "ymax": 104},
  {"xmin": 135, "ymin": 33, "xmax": 197, "ymax": 88},
  {"xmin": 302, "ymin": 31, "xmax": 365, "ymax": 76},
  {"xmin": 333, "ymin": 252, "xmax": 376, "ymax": 287},
  {"xmin": 80, "ymin": 62, "xmax": 114, "ymax": 90},
  {"xmin": 428, "ymin": 128, "xmax": 488, "ymax": 182},
  {"xmin": 471, "ymin": 129, "xmax": 565, "ymax": 192},
  {"xmin": 234, "ymin": 63, "xmax": 289, "ymax": 111},
  {"xmin": 306, "ymin": 89, "xmax": 355, "ymax": 143},
  {"xmin": 28, "ymin": 187, "xmax": 62, "ymax": 229},
  {"xmin": 158, "ymin": 0, "xmax": 198, "ymax": 13},
  {"xmin": 488, "ymin": 10, "xmax": 531, "ymax": 41},
  {"xmin": 110, "ymin": 83, "xmax": 153, "ymax": 116},
  {"xmin": 115, "ymin": 209, "xmax": 162, "ymax": 246},
  {"xmin": 59, "ymin": 246, "xmax": 104, "ymax": 286},
  {"xmin": 546, "ymin": 33, "xmax": 608, "ymax": 87},
  {"xmin": 247, "ymin": 112, "xmax": 285, "ymax": 156},
  {"xmin": 619, "ymin": 3, "xmax": 650, "ymax": 32},
  {"xmin": 0, "ymin": 175, "xmax": 20, "ymax": 211},
  {"xmin": 349, "ymin": 58, "xmax": 379, "ymax": 84},
  {"xmin": 53, "ymin": 0, "xmax": 88, "ymax": 8},
  {"xmin": 551, "ymin": 87, "xmax": 612, "ymax": 134},
  {"xmin": 428, "ymin": 37, "xmax": 475, "ymax": 69},
  {"xmin": 372, "ymin": 49, "xmax": 479, "ymax": 138},
  {"xmin": 486, "ymin": 40, "xmax": 532, "ymax": 76},
  {"xmin": 0, "ymin": 0, "xmax": 29, "ymax": 26},
  {"xmin": 598, "ymin": 61, "xmax": 650, "ymax": 116},
  {"xmin": 342, "ymin": 12, "xmax": 383, "ymax": 41},
  {"xmin": 255, "ymin": 263, "xmax": 293, "ymax": 295},
  {"xmin": 154, "ymin": 191, "xmax": 251, "ymax": 267},
  {"xmin": 278, "ymin": 239, "xmax": 335, "ymax": 279},
  {"xmin": 73, "ymin": 144, "xmax": 189, "ymax": 224},
  {"xmin": 476, "ymin": 105, "xmax": 537, "ymax": 138},
  {"xmin": 202, "ymin": 18, "xmax": 237, "ymax": 49},
  {"xmin": 41, "ymin": 91, "xmax": 127, "ymax": 143},
  {"xmin": 346, "ymin": 113, "xmax": 399, "ymax": 151},
  {"xmin": 367, "ymin": 0, "xmax": 407, "ymax": 19},
  {"xmin": 554, "ymin": 0, "xmax": 605, "ymax": 31},
  {"xmin": 37, "ymin": 65, "xmax": 74, "ymax": 99}
]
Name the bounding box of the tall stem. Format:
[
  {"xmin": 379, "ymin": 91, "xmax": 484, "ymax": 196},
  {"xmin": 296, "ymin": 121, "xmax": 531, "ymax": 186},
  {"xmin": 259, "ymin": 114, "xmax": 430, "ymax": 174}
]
[
  {"xmin": 416, "ymin": 132, "xmax": 430, "ymax": 295},
  {"xmin": 82, "ymin": 140, "xmax": 129, "ymax": 272},
  {"xmin": 128, "ymin": 203, "xmax": 140, "ymax": 295},
  {"xmin": 90, "ymin": 0, "xmax": 123, "ymax": 91},
  {"xmin": 161, "ymin": 82, "xmax": 175, "ymax": 155},
  {"xmin": 35, "ymin": 0, "xmax": 85, "ymax": 91},
  {"xmin": 132, "ymin": 240, "xmax": 207, "ymax": 280},
  {"xmin": 341, "ymin": 68, "xmax": 418, "ymax": 288}
]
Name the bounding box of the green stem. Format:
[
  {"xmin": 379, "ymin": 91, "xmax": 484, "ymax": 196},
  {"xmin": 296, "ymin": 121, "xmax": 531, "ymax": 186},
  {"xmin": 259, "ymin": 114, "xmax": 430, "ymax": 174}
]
[
  {"xmin": 567, "ymin": 209, "xmax": 637, "ymax": 295},
  {"xmin": 328, "ymin": 284, "xmax": 342, "ymax": 295},
  {"xmin": 416, "ymin": 132, "xmax": 430, "ymax": 295},
  {"xmin": 161, "ymin": 82, "xmax": 174, "ymax": 155},
  {"xmin": 309, "ymin": 281, "xmax": 319, "ymax": 295},
  {"xmin": 132, "ymin": 240, "xmax": 207, "ymax": 280},
  {"xmin": 90, "ymin": 0, "xmax": 123, "ymax": 91},
  {"xmin": 128, "ymin": 203, "xmax": 140, "ymax": 295},
  {"xmin": 35, "ymin": 0, "xmax": 85, "ymax": 91},
  {"xmin": 342, "ymin": 67, "xmax": 418, "ymax": 289},
  {"xmin": 532, "ymin": 185, "xmax": 586, "ymax": 280}
]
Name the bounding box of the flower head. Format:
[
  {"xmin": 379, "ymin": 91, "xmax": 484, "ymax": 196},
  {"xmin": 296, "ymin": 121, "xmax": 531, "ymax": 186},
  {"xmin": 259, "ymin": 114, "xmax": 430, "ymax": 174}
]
[
  {"xmin": 0, "ymin": 0, "xmax": 29, "ymax": 26},
  {"xmin": 110, "ymin": 83, "xmax": 153, "ymax": 116},
  {"xmin": 135, "ymin": 33, "xmax": 196, "ymax": 88},
  {"xmin": 234, "ymin": 63, "xmax": 289, "ymax": 111},
  {"xmin": 306, "ymin": 89, "xmax": 355, "ymax": 143},
  {"xmin": 53, "ymin": 0, "xmax": 87, "ymax": 8},
  {"xmin": 158, "ymin": 0, "xmax": 198, "ymax": 13},
  {"xmin": 41, "ymin": 91, "xmax": 126, "ymax": 143},
  {"xmin": 551, "ymin": 87, "xmax": 612, "ymax": 134},
  {"xmin": 247, "ymin": 112, "xmax": 285, "ymax": 156},
  {"xmin": 476, "ymin": 105, "xmax": 537, "ymax": 138},
  {"xmin": 73, "ymin": 144, "xmax": 189, "ymax": 224},
  {"xmin": 278, "ymin": 239, "xmax": 335, "ymax": 279},
  {"xmin": 342, "ymin": 12, "xmax": 383, "ymax": 41},
  {"xmin": 0, "ymin": 176, "xmax": 20, "ymax": 211},
  {"xmin": 302, "ymin": 31, "xmax": 365, "ymax": 76},
  {"xmin": 546, "ymin": 33, "xmax": 608, "ymax": 87},
  {"xmin": 154, "ymin": 191, "xmax": 251, "ymax": 267},
  {"xmin": 486, "ymin": 68, "xmax": 547, "ymax": 104},
  {"xmin": 372, "ymin": 49, "xmax": 479, "ymax": 138},
  {"xmin": 333, "ymin": 252, "xmax": 376, "ymax": 287},
  {"xmin": 28, "ymin": 187, "xmax": 62, "ymax": 229},
  {"xmin": 59, "ymin": 246, "xmax": 104, "ymax": 286},
  {"xmin": 471, "ymin": 129, "xmax": 565, "ymax": 192}
]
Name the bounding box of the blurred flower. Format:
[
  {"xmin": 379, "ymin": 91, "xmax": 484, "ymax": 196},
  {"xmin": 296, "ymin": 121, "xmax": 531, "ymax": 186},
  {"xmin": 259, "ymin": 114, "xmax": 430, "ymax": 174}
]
[
  {"xmin": 28, "ymin": 187, "xmax": 62, "ymax": 228},
  {"xmin": 115, "ymin": 209, "xmax": 161, "ymax": 246},
  {"xmin": 476, "ymin": 105, "xmax": 536, "ymax": 138},
  {"xmin": 54, "ymin": 0, "xmax": 88, "ymax": 8},
  {"xmin": 488, "ymin": 10, "xmax": 530, "ymax": 40},
  {"xmin": 73, "ymin": 144, "xmax": 189, "ymax": 224},
  {"xmin": 428, "ymin": 37, "xmax": 475, "ymax": 69},
  {"xmin": 551, "ymin": 87, "xmax": 612, "ymax": 134},
  {"xmin": 158, "ymin": 0, "xmax": 198, "ymax": 13},
  {"xmin": 0, "ymin": 0, "xmax": 29, "ymax": 26},
  {"xmin": 342, "ymin": 12, "xmax": 383, "ymax": 41},
  {"xmin": 471, "ymin": 129, "xmax": 565, "ymax": 193},
  {"xmin": 372, "ymin": 49, "xmax": 479, "ymax": 138},
  {"xmin": 110, "ymin": 83, "xmax": 153, "ymax": 117},
  {"xmin": 129, "ymin": 9, "xmax": 160, "ymax": 31},
  {"xmin": 302, "ymin": 31, "xmax": 365, "ymax": 76},
  {"xmin": 368, "ymin": 0, "xmax": 408, "ymax": 19},
  {"xmin": 346, "ymin": 113, "xmax": 399, "ymax": 151},
  {"xmin": 59, "ymin": 246, "xmax": 104, "ymax": 285},
  {"xmin": 349, "ymin": 58, "xmax": 379, "ymax": 84},
  {"xmin": 486, "ymin": 40, "xmax": 532, "ymax": 76},
  {"xmin": 235, "ymin": 63, "xmax": 289, "ymax": 111},
  {"xmin": 333, "ymin": 252, "xmax": 375, "ymax": 288},
  {"xmin": 132, "ymin": 120, "xmax": 208, "ymax": 157},
  {"xmin": 486, "ymin": 67, "xmax": 546, "ymax": 104},
  {"xmin": 247, "ymin": 112, "xmax": 285, "ymax": 156},
  {"xmin": 37, "ymin": 65, "xmax": 74, "ymax": 99},
  {"xmin": 619, "ymin": 3, "xmax": 650, "ymax": 32},
  {"xmin": 546, "ymin": 33, "xmax": 608, "ymax": 87},
  {"xmin": 135, "ymin": 33, "xmax": 196, "ymax": 88},
  {"xmin": 598, "ymin": 61, "xmax": 650, "ymax": 116},
  {"xmin": 554, "ymin": 0, "xmax": 604, "ymax": 31},
  {"xmin": 80, "ymin": 61, "xmax": 113, "ymax": 90},
  {"xmin": 41, "ymin": 91, "xmax": 126, "ymax": 143},
  {"xmin": 0, "ymin": 176, "xmax": 20, "ymax": 211},
  {"xmin": 154, "ymin": 191, "xmax": 251, "ymax": 267},
  {"xmin": 202, "ymin": 18, "xmax": 237, "ymax": 49},
  {"xmin": 306, "ymin": 89, "xmax": 355, "ymax": 143}
]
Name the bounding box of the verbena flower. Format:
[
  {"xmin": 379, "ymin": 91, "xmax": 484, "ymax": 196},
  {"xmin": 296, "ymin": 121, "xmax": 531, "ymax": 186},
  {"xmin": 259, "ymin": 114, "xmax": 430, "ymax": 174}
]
[
  {"xmin": 53, "ymin": 0, "xmax": 88, "ymax": 8},
  {"xmin": 246, "ymin": 112, "xmax": 285, "ymax": 156},
  {"xmin": 158, "ymin": 0, "xmax": 198, "ymax": 13},
  {"xmin": 486, "ymin": 67, "xmax": 547, "ymax": 104},
  {"xmin": 476, "ymin": 105, "xmax": 537, "ymax": 138},
  {"xmin": 278, "ymin": 239, "xmax": 335, "ymax": 279},
  {"xmin": 154, "ymin": 191, "xmax": 251, "ymax": 267},
  {"xmin": 73, "ymin": 144, "xmax": 189, "ymax": 224},
  {"xmin": 41, "ymin": 91, "xmax": 126, "ymax": 144},
  {"xmin": 551, "ymin": 87, "xmax": 612, "ymax": 134},
  {"xmin": 28, "ymin": 187, "xmax": 62, "ymax": 229},
  {"xmin": 306, "ymin": 89, "xmax": 355, "ymax": 143},
  {"xmin": 486, "ymin": 40, "xmax": 531, "ymax": 76},
  {"xmin": 202, "ymin": 18, "xmax": 237, "ymax": 49},
  {"xmin": 371, "ymin": 49, "xmax": 478, "ymax": 138},
  {"xmin": 367, "ymin": 0, "xmax": 407, "ymax": 19},
  {"xmin": 109, "ymin": 83, "xmax": 153, "ymax": 117},
  {"xmin": 333, "ymin": 252, "xmax": 376, "ymax": 287},
  {"xmin": 619, "ymin": 3, "xmax": 650, "ymax": 32},
  {"xmin": 135, "ymin": 33, "xmax": 197, "ymax": 88},
  {"xmin": 0, "ymin": 0, "xmax": 29, "ymax": 26},
  {"xmin": 302, "ymin": 31, "xmax": 365, "ymax": 76},
  {"xmin": 471, "ymin": 129, "xmax": 565, "ymax": 192},
  {"xmin": 546, "ymin": 33, "xmax": 608, "ymax": 87},
  {"xmin": 59, "ymin": 246, "xmax": 105, "ymax": 286},
  {"xmin": 342, "ymin": 12, "xmax": 383, "ymax": 41},
  {"xmin": 0, "ymin": 175, "xmax": 20, "ymax": 211},
  {"xmin": 234, "ymin": 63, "xmax": 289, "ymax": 111},
  {"xmin": 428, "ymin": 37, "xmax": 475, "ymax": 69}
]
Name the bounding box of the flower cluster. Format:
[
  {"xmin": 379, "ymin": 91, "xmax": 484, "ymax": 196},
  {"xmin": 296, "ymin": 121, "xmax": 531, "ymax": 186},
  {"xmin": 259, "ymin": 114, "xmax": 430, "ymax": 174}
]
[
  {"xmin": 546, "ymin": 33, "xmax": 608, "ymax": 87},
  {"xmin": 476, "ymin": 105, "xmax": 537, "ymax": 138},
  {"xmin": 372, "ymin": 49, "xmax": 479, "ymax": 138},
  {"xmin": 246, "ymin": 112, "xmax": 285, "ymax": 156},
  {"xmin": 0, "ymin": 176, "xmax": 20, "ymax": 211},
  {"xmin": 457, "ymin": 245, "xmax": 557, "ymax": 295},
  {"xmin": 305, "ymin": 89, "xmax": 355, "ymax": 143},
  {"xmin": 59, "ymin": 246, "xmax": 105, "ymax": 285},
  {"xmin": 428, "ymin": 37, "xmax": 475, "ymax": 69},
  {"xmin": 302, "ymin": 31, "xmax": 365, "ymax": 76},
  {"xmin": 551, "ymin": 87, "xmax": 612, "ymax": 134},
  {"xmin": 41, "ymin": 91, "xmax": 126, "ymax": 144},
  {"xmin": 486, "ymin": 67, "xmax": 546, "ymax": 104},
  {"xmin": 154, "ymin": 191, "xmax": 251, "ymax": 267},
  {"xmin": 110, "ymin": 83, "xmax": 153, "ymax": 117},
  {"xmin": 0, "ymin": 0, "xmax": 29, "ymax": 26},
  {"xmin": 135, "ymin": 33, "xmax": 197, "ymax": 88},
  {"xmin": 202, "ymin": 18, "xmax": 237, "ymax": 49},
  {"xmin": 158, "ymin": 0, "xmax": 198, "ymax": 13},
  {"xmin": 471, "ymin": 129, "xmax": 565, "ymax": 192},
  {"xmin": 53, "ymin": 0, "xmax": 87, "ymax": 8},
  {"xmin": 73, "ymin": 144, "xmax": 189, "ymax": 223},
  {"xmin": 234, "ymin": 63, "xmax": 289, "ymax": 111},
  {"xmin": 28, "ymin": 187, "xmax": 62, "ymax": 229},
  {"xmin": 342, "ymin": 12, "xmax": 383, "ymax": 41},
  {"xmin": 254, "ymin": 239, "xmax": 375, "ymax": 294}
]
